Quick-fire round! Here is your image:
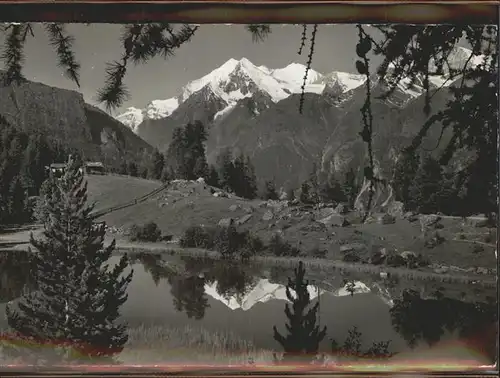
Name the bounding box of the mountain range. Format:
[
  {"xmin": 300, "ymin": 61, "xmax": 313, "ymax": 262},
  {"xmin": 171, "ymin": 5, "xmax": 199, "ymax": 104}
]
[{"xmin": 116, "ymin": 46, "xmax": 482, "ymax": 190}]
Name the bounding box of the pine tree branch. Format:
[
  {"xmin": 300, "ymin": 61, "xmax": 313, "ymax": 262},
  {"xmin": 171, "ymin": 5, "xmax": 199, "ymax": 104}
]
[
  {"xmin": 98, "ymin": 24, "xmax": 198, "ymax": 111},
  {"xmin": 298, "ymin": 24, "xmax": 308, "ymax": 55},
  {"xmin": 245, "ymin": 24, "xmax": 271, "ymax": 43},
  {"xmin": 1, "ymin": 24, "xmax": 27, "ymax": 85},
  {"xmin": 44, "ymin": 23, "xmax": 81, "ymax": 88},
  {"xmin": 299, "ymin": 24, "xmax": 318, "ymax": 114}
]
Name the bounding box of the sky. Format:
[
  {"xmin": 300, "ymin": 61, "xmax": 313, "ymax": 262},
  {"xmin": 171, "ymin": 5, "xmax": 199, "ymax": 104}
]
[{"xmin": 2, "ymin": 24, "xmax": 383, "ymax": 114}]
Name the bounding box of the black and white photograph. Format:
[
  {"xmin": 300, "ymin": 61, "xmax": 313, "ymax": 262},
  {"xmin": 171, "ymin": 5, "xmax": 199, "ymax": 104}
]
[{"xmin": 0, "ymin": 22, "xmax": 497, "ymax": 370}]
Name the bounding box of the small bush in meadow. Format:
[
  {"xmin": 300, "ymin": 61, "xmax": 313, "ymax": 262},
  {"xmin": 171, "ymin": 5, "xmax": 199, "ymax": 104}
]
[
  {"xmin": 179, "ymin": 225, "xmax": 216, "ymax": 249},
  {"xmin": 268, "ymin": 234, "xmax": 300, "ymax": 257},
  {"xmin": 180, "ymin": 225, "xmax": 265, "ymax": 260},
  {"xmin": 472, "ymin": 244, "xmax": 485, "ymax": 254},
  {"xmin": 130, "ymin": 222, "xmax": 162, "ymax": 242},
  {"xmin": 385, "ymin": 253, "xmax": 406, "ymax": 267},
  {"xmin": 342, "ymin": 252, "xmax": 361, "ymax": 263},
  {"xmin": 214, "ymin": 224, "xmax": 243, "ymax": 258},
  {"xmin": 310, "ymin": 246, "xmax": 327, "ymax": 258}
]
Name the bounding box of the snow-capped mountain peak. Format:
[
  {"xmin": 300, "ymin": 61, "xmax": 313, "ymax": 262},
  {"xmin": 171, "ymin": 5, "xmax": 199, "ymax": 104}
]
[
  {"xmin": 116, "ymin": 57, "xmax": 372, "ymax": 131},
  {"xmin": 115, "ymin": 107, "xmax": 144, "ymax": 133},
  {"xmin": 321, "ymin": 71, "xmax": 367, "ymax": 92}
]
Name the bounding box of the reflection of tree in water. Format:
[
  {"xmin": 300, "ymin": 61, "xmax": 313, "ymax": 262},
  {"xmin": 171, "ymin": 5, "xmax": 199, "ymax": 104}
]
[
  {"xmin": 169, "ymin": 275, "xmax": 209, "ymax": 320},
  {"xmin": 273, "ymin": 262, "xmax": 326, "ymax": 364},
  {"xmin": 134, "ymin": 253, "xmax": 166, "ymax": 286},
  {"xmin": 273, "ymin": 262, "xmax": 393, "ymax": 364},
  {"xmin": 136, "ymin": 255, "xmax": 260, "ymax": 320},
  {"xmin": 390, "ymin": 289, "xmax": 497, "ymax": 363},
  {"xmin": 134, "ymin": 254, "xmax": 211, "ymax": 320},
  {"xmin": 207, "ymin": 260, "xmax": 258, "ymax": 304},
  {"xmin": 0, "ymin": 251, "xmax": 33, "ymax": 303}
]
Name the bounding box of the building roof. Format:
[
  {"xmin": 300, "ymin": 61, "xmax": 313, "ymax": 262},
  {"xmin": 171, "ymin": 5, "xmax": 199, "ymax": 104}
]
[
  {"xmin": 85, "ymin": 162, "xmax": 104, "ymax": 168},
  {"xmin": 50, "ymin": 163, "xmax": 67, "ymax": 169}
]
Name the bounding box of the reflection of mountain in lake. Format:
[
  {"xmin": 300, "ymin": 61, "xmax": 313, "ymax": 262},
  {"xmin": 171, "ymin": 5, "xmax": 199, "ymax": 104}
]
[{"xmin": 204, "ymin": 278, "xmax": 371, "ymax": 311}]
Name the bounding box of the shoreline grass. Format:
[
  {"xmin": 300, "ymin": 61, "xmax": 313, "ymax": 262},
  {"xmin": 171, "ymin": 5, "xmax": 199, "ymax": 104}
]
[
  {"xmin": 2, "ymin": 237, "xmax": 495, "ymax": 287},
  {"xmin": 121, "ymin": 324, "xmax": 274, "ymax": 365},
  {"xmin": 115, "ymin": 245, "xmax": 497, "ymax": 287}
]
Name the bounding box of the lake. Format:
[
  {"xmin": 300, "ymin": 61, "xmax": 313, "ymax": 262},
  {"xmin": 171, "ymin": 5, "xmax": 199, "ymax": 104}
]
[{"xmin": 0, "ymin": 250, "xmax": 496, "ymax": 368}]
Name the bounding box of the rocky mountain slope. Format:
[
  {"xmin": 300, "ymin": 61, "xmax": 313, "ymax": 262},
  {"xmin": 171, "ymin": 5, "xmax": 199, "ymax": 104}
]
[
  {"xmin": 0, "ymin": 72, "xmax": 154, "ymax": 170},
  {"xmin": 116, "ymin": 46, "xmax": 483, "ymax": 189}
]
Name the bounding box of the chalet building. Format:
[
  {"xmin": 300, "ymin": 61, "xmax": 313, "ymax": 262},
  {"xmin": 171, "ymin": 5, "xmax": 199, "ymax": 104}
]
[
  {"xmin": 46, "ymin": 163, "xmax": 68, "ymax": 178},
  {"xmin": 46, "ymin": 161, "xmax": 106, "ymax": 177},
  {"xmin": 84, "ymin": 162, "xmax": 106, "ymax": 175}
]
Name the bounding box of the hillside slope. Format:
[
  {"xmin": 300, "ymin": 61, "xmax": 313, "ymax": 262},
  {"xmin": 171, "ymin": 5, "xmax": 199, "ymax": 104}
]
[
  {"xmin": 0, "ymin": 73, "xmax": 154, "ymax": 170},
  {"xmin": 85, "ymin": 176, "xmax": 496, "ymax": 272},
  {"xmin": 86, "ymin": 174, "xmax": 163, "ymax": 214}
]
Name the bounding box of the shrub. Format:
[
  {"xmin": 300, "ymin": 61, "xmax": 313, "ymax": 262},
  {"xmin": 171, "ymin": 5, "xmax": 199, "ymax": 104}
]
[
  {"xmin": 161, "ymin": 234, "xmax": 173, "ymax": 242},
  {"xmin": 179, "ymin": 224, "xmax": 265, "ymax": 260},
  {"xmin": 472, "ymin": 244, "xmax": 485, "ymax": 254},
  {"xmin": 243, "ymin": 232, "xmax": 265, "ymax": 255},
  {"xmin": 214, "ymin": 224, "xmax": 244, "ymax": 258},
  {"xmin": 415, "ymin": 253, "xmax": 431, "ymax": 267},
  {"xmin": 386, "ymin": 254, "xmax": 406, "ymax": 267},
  {"xmin": 310, "ymin": 246, "xmax": 327, "ymax": 259},
  {"xmin": 484, "ymin": 233, "xmax": 493, "ymax": 243},
  {"xmin": 179, "ymin": 225, "xmax": 216, "ymax": 249},
  {"xmin": 268, "ymin": 234, "xmax": 300, "ymax": 257},
  {"xmin": 424, "ymin": 232, "xmax": 446, "ymax": 249},
  {"xmin": 130, "ymin": 222, "xmax": 162, "ymax": 242},
  {"xmin": 342, "ymin": 252, "xmax": 360, "ymax": 263}
]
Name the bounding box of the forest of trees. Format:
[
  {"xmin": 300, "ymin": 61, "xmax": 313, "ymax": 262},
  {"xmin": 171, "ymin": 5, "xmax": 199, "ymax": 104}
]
[
  {"xmin": 391, "ymin": 151, "xmax": 488, "ymax": 216},
  {"xmin": 0, "ymin": 118, "xmax": 70, "ymax": 225},
  {"xmin": 297, "ymin": 164, "xmax": 360, "ymax": 208},
  {"xmin": 153, "ymin": 120, "xmax": 260, "ymax": 200}
]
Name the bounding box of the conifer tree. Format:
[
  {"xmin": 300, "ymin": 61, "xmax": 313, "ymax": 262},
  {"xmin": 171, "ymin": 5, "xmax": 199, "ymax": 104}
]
[
  {"xmin": 341, "ymin": 168, "xmax": 359, "ymax": 208},
  {"xmin": 273, "ymin": 262, "xmax": 327, "ymax": 363},
  {"xmin": 263, "ymin": 180, "xmax": 279, "ymax": 200},
  {"xmin": 165, "ymin": 127, "xmax": 186, "ymax": 179},
  {"xmin": 7, "ymin": 176, "xmax": 28, "ymax": 224},
  {"xmin": 307, "ymin": 163, "xmax": 320, "ymax": 205},
  {"xmin": 206, "ymin": 165, "xmax": 220, "ymax": 188},
  {"xmin": 5, "ymin": 156, "xmax": 134, "ymax": 363},
  {"xmin": 319, "ymin": 173, "xmax": 345, "ymax": 204},
  {"xmin": 165, "ymin": 121, "xmax": 209, "ymax": 180},
  {"xmin": 392, "ymin": 149, "xmax": 420, "ymax": 211},
  {"xmin": 118, "ymin": 161, "xmax": 128, "ymax": 175},
  {"xmin": 161, "ymin": 165, "xmax": 175, "ymax": 183},
  {"xmin": 151, "ymin": 149, "xmax": 165, "ymax": 180},
  {"xmin": 235, "ymin": 154, "xmax": 258, "ymax": 199},
  {"xmin": 232, "ymin": 154, "xmax": 246, "ymax": 197},
  {"xmin": 217, "ymin": 148, "xmax": 235, "ymax": 192},
  {"xmin": 127, "ymin": 161, "xmax": 138, "ymax": 177},
  {"xmin": 245, "ymin": 156, "xmax": 258, "ymax": 199},
  {"xmin": 299, "ymin": 181, "xmax": 311, "ymax": 204},
  {"xmin": 409, "ymin": 156, "xmax": 443, "ymax": 214}
]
